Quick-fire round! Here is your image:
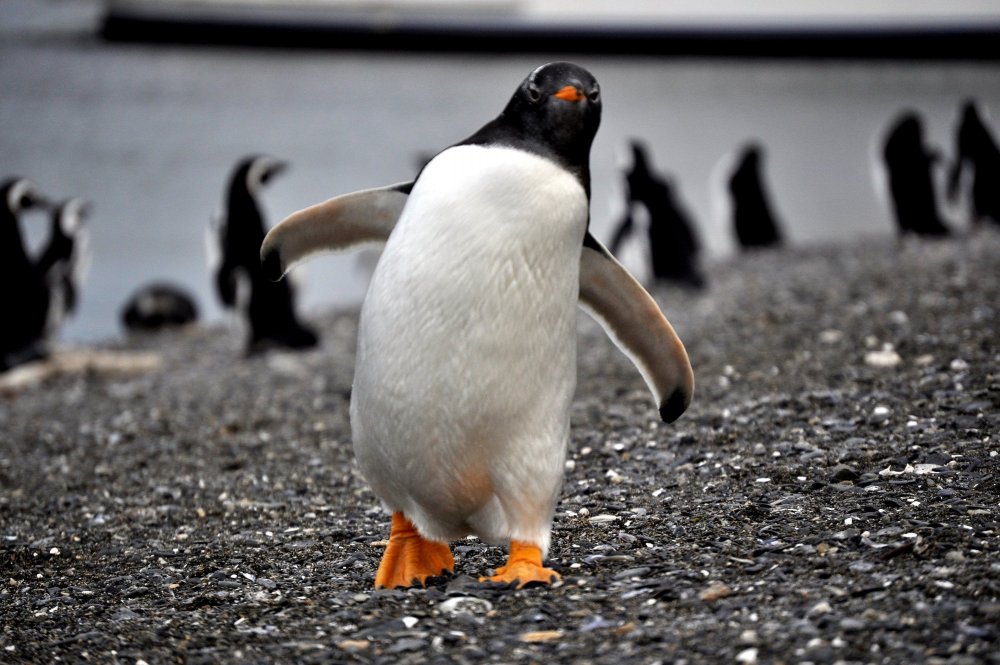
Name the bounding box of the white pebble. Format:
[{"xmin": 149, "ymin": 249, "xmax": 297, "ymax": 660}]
[
  {"xmin": 438, "ymin": 597, "xmax": 493, "ymax": 615},
  {"xmin": 865, "ymin": 345, "xmax": 902, "ymax": 368},
  {"xmin": 950, "ymin": 358, "xmax": 969, "ymax": 371},
  {"xmin": 736, "ymin": 647, "xmax": 758, "ymax": 664},
  {"xmin": 819, "ymin": 329, "xmax": 843, "ymax": 344},
  {"xmin": 588, "ymin": 514, "xmax": 618, "ymax": 524},
  {"xmin": 810, "ymin": 601, "xmax": 833, "ymax": 615}
]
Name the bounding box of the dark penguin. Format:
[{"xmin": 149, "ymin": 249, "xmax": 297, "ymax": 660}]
[
  {"xmin": 882, "ymin": 112, "xmax": 950, "ymax": 237},
  {"xmin": 213, "ymin": 155, "xmax": 317, "ymax": 354},
  {"xmin": 122, "ymin": 283, "xmax": 199, "ymax": 332},
  {"xmin": 608, "ymin": 140, "xmax": 705, "ymax": 289},
  {"xmin": 947, "ymin": 100, "xmax": 1000, "ymax": 227},
  {"xmin": 1, "ymin": 178, "xmax": 53, "ymax": 371},
  {"xmin": 36, "ymin": 198, "xmax": 91, "ymax": 339},
  {"xmin": 728, "ymin": 143, "xmax": 785, "ymax": 249}
]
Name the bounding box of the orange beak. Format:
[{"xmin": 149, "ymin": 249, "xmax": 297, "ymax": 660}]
[{"xmin": 554, "ymin": 85, "xmax": 585, "ymax": 102}]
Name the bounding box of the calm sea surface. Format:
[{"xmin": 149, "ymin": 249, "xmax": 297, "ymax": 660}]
[{"xmin": 3, "ymin": 10, "xmax": 999, "ymax": 342}]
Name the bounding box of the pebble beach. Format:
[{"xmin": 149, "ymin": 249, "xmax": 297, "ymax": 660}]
[{"xmin": 1, "ymin": 232, "xmax": 998, "ymax": 664}]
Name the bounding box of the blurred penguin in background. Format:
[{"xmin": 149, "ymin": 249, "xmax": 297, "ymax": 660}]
[
  {"xmin": 210, "ymin": 155, "xmax": 318, "ymax": 355},
  {"xmin": 947, "ymin": 100, "xmax": 1000, "ymax": 228},
  {"xmin": 1, "ymin": 179, "xmax": 89, "ymax": 372},
  {"xmin": 37, "ymin": 198, "xmax": 91, "ymax": 339},
  {"xmin": 882, "ymin": 112, "xmax": 950, "ymax": 237},
  {"xmin": 122, "ymin": 282, "xmax": 199, "ymax": 332},
  {"xmin": 728, "ymin": 143, "xmax": 785, "ymax": 249},
  {"xmin": 608, "ymin": 140, "xmax": 705, "ymax": 289}
]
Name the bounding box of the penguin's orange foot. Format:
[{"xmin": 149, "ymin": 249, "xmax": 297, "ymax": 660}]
[
  {"xmin": 480, "ymin": 541, "xmax": 560, "ymax": 588},
  {"xmin": 374, "ymin": 512, "xmax": 454, "ymax": 589}
]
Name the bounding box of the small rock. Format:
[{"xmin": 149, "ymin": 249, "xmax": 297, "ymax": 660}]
[
  {"xmin": 950, "ymin": 358, "xmax": 969, "ymax": 371},
  {"xmin": 735, "ymin": 647, "xmax": 758, "ymax": 663},
  {"xmin": 840, "ymin": 617, "xmax": 867, "ymax": 632},
  {"xmin": 580, "ymin": 616, "xmax": 615, "ymax": 632},
  {"xmin": 819, "ymin": 329, "xmax": 843, "ymax": 344},
  {"xmin": 809, "ymin": 601, "xmax": 833, "ymax": 616},
  {"xmin": 337, "ymin": 640, "xmax": 370, "ymax": 652},
  {"xmin": 388, "ymin": 638, "xmax": 426, "ymax": 654},
  {"xmin": 829, "ymin": 464, "xmax": 860, "ymax": 483},
  {"xmin": 439, "ymin": 597, "xmax": 493, "ymax": 616},
  {"xmin": 865, "ymin": 345, "xmax": 902, "ymax": 368},
  {"xmin": 870, "ymin": 405, "xmax": 892, "ymax": 423},
  {"xmin": 588, "ymin": 514, "xmax": 618, "ymax": 524},
  {"xmin": 699, "ymin": 582, "xmax": 732, "ymax": 601},
  {"xmin": 519, "ymin": 630, "xmax": 563, "ymax": 643},
  {"xmin": 111, "ymin": 608, "xmax": 141, "ymax": 621}
]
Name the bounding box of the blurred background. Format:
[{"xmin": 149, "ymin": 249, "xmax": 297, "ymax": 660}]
[{"xmin": 3, "ymin": 0, "xmax": 999, "ymax": 343}]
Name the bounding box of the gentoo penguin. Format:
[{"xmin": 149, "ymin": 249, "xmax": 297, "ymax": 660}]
[
  {"xmin": 212, "ymin": 155, "xmax": 317, "ymax": 355},
  {"xmin": 608, "ymin": 140, "xmax": 705, "ymax": 289},
  {"xmin": 122, "ymin": 282, "xmax": 199, "ymax": 332},
  {"xmin": 728, "ymin": 143, "xmax": 785, "ymax": 249},
  {"xmin": 947, "ymin": 100, "xmax": 1000, "ymax": 227},
  {"xmin": 36, "ymin": 198, "xmax": 91, "ymax": 338},
  {"xmin": 1, "ymin": 178, "xmax": 53, "ymax": 372},
  {"xmin": 882, "ymin": 112, "xmax": 950, "ymax": 237},
  {"xmin": 260, "ymin": 62, "xmax": 694, "ymax": 589}
]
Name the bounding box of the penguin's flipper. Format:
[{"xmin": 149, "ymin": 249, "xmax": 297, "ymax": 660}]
[
  {"xmin": 579, "ymin": 232, "xmax": 694, "ymax": 423},
  {"xmin": 260, "ymin": 181, "xmax": 412, "ymax": 281}
]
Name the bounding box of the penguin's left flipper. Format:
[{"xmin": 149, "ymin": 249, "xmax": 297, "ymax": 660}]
[
  {"xmin": 579, "ymin": 233, "xmax": 694, "ymax": 423},
  {"xmin": 260, "ymin": 181, "xmax": 413, "ymax": 281}
]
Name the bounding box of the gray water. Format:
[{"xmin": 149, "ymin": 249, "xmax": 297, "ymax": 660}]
[{"xmin": 4, "ymin": 5, "xmax": 999, "ymax": 342}]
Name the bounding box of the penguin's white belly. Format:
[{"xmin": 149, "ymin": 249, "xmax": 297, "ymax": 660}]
[{"xmin": 351, "ymin": 145, "xmax": 588, "ymax": 550}]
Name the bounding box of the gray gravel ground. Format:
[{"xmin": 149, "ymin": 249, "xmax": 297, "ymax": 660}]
[{"xmin": 2, "ymin": 233, "xmax": 998, "ymax": 664}]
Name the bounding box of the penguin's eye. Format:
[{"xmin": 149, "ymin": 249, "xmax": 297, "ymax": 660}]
[
  {"xmin": 588, "ymin": 87, "xmax": 601, "ymax": 103},
  {"xmin": 525, "ymin": 82, "xmax": 542, "ymax": 103}
]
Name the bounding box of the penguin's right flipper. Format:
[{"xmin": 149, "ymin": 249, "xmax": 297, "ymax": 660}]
[
  {"xmin": 578, "ymin": 232, "xmax": 694, "ymax": 424},
  {"xmin": 260, "ymin": 181, "xmax": 412, "ymax": 281}
]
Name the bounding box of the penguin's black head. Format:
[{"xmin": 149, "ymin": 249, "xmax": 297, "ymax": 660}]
[
  {"xmin": 454, "ymin": 62, "xmax": 602, "ymax": 189},
  {"xmin": 2, "ymin": 177, "xmax": 50, "ymax": 216},
  {"xmin": 231, "ymin": 155, "xmax": 289, "ymax": 197},
  {"xmin": 504, "ymin": 62, "xmax": 601, "ymax": 161}
]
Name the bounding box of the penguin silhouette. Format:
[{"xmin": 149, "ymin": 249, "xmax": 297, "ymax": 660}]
[
  {"xmin": 1, "ymin": 178, "xmax": 53, "ymax": 371},
  {"xmin": 212, "ymin": 155, "xmax": 317, "ymax": 355},
  {"xmin": 609, "ymin": 141, "xmax": 705, "ymax": 289},
  {"xmin": 947, "ymin": 100, "xmax": 1000, "ymax": 227},
  {"xmin": 122, "ymin": 282, "xmax": 199, "ymax": 332},
  {"xmin": 36, "ymin": 198, "xmax": 91, "ymax": 340},
  {"xmin": 882, "ymin": 112, "xmax": 950, "ymax": 237},
  {"xmin": 728, "ymin": 143, "xmax": 785, "ymax": 249}
]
